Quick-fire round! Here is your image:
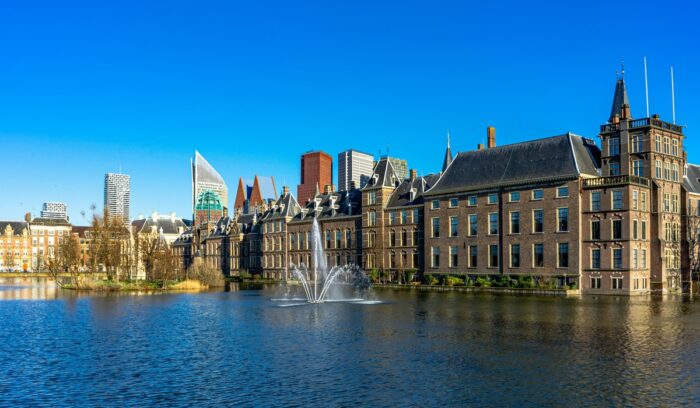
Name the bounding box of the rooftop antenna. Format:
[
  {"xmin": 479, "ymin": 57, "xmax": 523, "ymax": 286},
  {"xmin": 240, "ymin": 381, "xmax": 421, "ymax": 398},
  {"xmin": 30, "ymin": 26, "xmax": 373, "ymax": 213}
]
[
  {"xmin": 671, "ymin": 65, "xmax": 676, "ymax": 124},
  {"xmin": 644, "ymin": 57, "xmax": 650, "ymax": 117}
]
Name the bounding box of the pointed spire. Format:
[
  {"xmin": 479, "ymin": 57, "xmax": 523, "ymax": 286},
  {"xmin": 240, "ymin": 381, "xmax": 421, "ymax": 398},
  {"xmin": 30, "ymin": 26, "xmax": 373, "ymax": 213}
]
[
  {"xmin": 250, "ymin": 175, "xmax": 263, "ymax": 207},
  {"xmin": 314, "ymin": 182, "xmax": 320, "ymax": 197},
  {"xmin": 609, "ymin": 67, "xmax": 632, "ymax": 123},
  {"xmin": 234, "ymin": 177, "xmax": 247, "ymax": 211},
  {"xmin": 442, "ymin": 129, "xmax": 453, "ymax": 172}
]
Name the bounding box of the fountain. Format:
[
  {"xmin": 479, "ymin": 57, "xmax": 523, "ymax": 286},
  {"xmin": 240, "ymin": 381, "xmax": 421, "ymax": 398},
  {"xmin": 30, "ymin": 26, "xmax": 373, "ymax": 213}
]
[{"xmin": 289, "ymin": 217, "xmax": 370, "ymax": 303}]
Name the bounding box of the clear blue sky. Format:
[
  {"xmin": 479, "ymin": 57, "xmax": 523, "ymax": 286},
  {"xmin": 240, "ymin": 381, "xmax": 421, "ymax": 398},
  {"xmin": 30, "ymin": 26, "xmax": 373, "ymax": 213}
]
[{"xmin": 1, "ymin": 0, "xmax": 697, "ymax": 224}]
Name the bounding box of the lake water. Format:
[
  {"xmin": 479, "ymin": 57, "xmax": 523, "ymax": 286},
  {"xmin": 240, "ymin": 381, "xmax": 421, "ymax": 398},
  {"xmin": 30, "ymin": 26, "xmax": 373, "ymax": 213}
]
[{"xmin": 1, "ymin": 278, "xmax": 699, "ymax": 407}]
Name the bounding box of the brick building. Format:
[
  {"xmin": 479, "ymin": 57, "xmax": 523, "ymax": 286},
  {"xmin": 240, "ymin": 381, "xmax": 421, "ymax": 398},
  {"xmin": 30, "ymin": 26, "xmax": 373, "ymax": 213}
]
[{"xmin": 297, "ymin": 151, "xmax": 332, "ymax": 205}]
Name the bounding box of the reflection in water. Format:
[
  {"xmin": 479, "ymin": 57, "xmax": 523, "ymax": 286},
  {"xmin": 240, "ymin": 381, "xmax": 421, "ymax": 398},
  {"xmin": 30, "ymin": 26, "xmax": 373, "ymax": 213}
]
[{"xmin": 1, "ymin": 280, "xmax": 699, "ymax": 406}]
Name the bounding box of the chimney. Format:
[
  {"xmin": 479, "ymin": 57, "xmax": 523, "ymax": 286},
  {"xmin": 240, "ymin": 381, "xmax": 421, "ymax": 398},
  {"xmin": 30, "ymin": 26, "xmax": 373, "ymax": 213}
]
[
  {"xmin": 350, "ymin": 180, "xmax": 357, "ymax": 190},
  {"xmin": 282, "ymin": 185, "xmax": 289, "ymax": 196},
  {"xmin": 170, "ymin": 212, "xmax": 176, "ymax": 223},
  {"xmin": 487, "ymin": 126, "xmax": 496, "ymax": 149},
  {"xmin": 410, "ymin": 169, "xmax": 417, "ymax": 181},
  {"xmin": 477, "ymin": 143, "xmax": 484, "ymax": 151},
  {"xmin": 621, "ymin": 104, "xmax": 631, "ymax": 120},
  {"xmin": 324, "ymin": 184, "xmax": 334, "ymax": 194},
  {"xmin": 25, "ymin": 212, "xmax": 31, "ymax": 222}
]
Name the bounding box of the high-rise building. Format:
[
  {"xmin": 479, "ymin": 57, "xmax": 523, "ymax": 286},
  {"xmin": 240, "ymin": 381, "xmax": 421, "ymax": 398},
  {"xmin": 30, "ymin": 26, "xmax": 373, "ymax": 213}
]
[
  {"xmin": 192, "ymin": 151, "xmax": 228, "ymax": 226},
  {"xmin": 104, "ymin": 173, "xmax": 130, "ymax": 221},
  {"xmin": 233, "ymin": 175, "xmax": 277, "ymax": 215},
  {"xmin": 297, "ymin": 150, "xmax": 332, "ymax": 204},
  {"xmin": 40, "ymin": 202, "xmax": 67, "ymax": 220},
  {"xmin": 338, "ymin": 149, "xmax": 374, "ymax": 191},
  {"xmin": 386, "ymin": 157, "xmax": 409, "ymax": 181}
]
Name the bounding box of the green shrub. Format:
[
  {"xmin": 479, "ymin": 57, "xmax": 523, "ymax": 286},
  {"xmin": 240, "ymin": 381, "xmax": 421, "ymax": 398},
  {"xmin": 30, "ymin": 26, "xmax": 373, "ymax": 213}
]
[
  {"xmin": 475, "ymin": 276, "xmax": 491, "ymax": 287},
  {"xmin": 446, "ymin": 276, "xmax": 464, "ymax": 286},
  {"xmin": 424, "ymin": 274, "xmax": 438, "ymax": 285}
]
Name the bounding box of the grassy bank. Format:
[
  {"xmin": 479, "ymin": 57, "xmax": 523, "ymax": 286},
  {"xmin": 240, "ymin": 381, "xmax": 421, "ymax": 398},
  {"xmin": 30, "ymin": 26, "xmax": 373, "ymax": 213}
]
[{"xmin": 62, "ymin": 279, "xmax": 208, "ymax": 292}]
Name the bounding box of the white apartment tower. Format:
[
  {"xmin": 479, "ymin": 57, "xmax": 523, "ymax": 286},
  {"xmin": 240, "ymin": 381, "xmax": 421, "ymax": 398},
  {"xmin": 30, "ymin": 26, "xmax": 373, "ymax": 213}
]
[
  {"xmin": 104, "ymin": 173, "xmax": 131, "ymax": 221},
  {"xmin": 338, "ymin": 149, "xmax": 374, "ymax": 191},
  {"xmin": 40, "ymin": 202, "xmax": 68, "ymax": 220}
]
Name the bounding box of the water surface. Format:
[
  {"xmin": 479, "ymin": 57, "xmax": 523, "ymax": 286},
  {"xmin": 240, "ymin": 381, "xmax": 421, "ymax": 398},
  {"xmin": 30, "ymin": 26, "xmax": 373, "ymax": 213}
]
[{"xmin": 0, "ymin": 278, "xmax": 698, "ymax": 407}]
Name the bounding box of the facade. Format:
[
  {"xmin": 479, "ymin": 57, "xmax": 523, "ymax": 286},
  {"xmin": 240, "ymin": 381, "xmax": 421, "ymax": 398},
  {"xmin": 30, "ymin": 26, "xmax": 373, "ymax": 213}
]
[
  {"xmin": 192, "ymin": 151, "xmax": 228, "ymax": 226},
  {"xmin": 166, "ymin": 74, "xmax": 698, "ymax": 295},
  {"xmin": 104, "ymin": 173, "xmax": 131, "ymax": 221},
  {"xmin": 0, "ymin": 221, "xmax": 32, "ymax": 271},
  {"xmin": 29, "ymin": 217, "xmax": 72, "ymax": 271},
  {"xmin": 40, "ymin": 202, "xmax": 67, "ymax": 220},
  {"xmin": 287, "ymin": 185, "xmax": 363, "ymax": 279},
  {"xmin": 260, "ymin": 186, "xmax": 301, "ymax": 280},
  {"xmin": 338, "ymin": 149, "xmax": 374, "ymax": 192},
  {"xmin": 194, "ymin": 190, "xmax": 225, "ymax": 228},
  {"xmin": 297, "ymin": 151, "xmax": 333, "ymax": 204}
]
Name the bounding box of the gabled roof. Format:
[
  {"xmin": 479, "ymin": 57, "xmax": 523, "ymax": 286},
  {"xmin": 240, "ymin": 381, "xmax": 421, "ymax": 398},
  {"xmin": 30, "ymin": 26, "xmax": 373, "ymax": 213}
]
[
  {"xmin": 362, "ymin": 158, "xmax": 401, "ymax": 190},
  {"xmin": 131, "ymin": 215, "xmax": 188, "ymax": 235},
  {"xmin": 684, "ymin": 163, "xmax": 700, "ymax": 195},
  {"xmin": 290, "ymin": 188, "xmax": 362, "ymax": 223},
  {"xmin": 261, "ymin": 191, "xmax": 302, "ymax": 221},
  {"xmin": 387, "ymin": 174, "xmax": 441, "ymax": 208},
  {"xmin": 426, "ymin": 133, "xmax": 601, "ymax": 196},
  {"xmin": 609, "ymin": 78, "xmax": 631, "ymax": 123},
  {"xmin": 0, "ymin": 221, "xmax": 29, "ymax": 235},
  {"xmin": 30, "ymin": 217, "xmax": 71, "ymax": 227}
]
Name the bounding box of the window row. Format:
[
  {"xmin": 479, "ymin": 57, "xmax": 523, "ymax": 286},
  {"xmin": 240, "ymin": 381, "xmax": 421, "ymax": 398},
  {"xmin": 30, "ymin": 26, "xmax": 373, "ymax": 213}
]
[
  {"xmin": 430, "ymin": 242, "xmax": 570, "ymax": 269},
  {"xmin": 431, "ymin": 208, "xmax": 569, "ymax": 238},
  {"xmin": 590, "ymin": 219, "xmax": 647, "ymax": 241},
  {"xmin": 430, "ymin": 187, "xmax": 569, "ymax": 210}
]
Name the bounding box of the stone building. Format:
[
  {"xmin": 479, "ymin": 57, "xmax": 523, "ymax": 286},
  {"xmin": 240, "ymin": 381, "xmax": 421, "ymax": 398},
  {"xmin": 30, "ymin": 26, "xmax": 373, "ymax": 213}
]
[
  {"xmin": 287, "ymin": 185, "xmax": 363, "ymax": 276},
  {"xmin": 0, "ymin": 221, "xmax": 32, "ymax": 271},
  {"xmin": 260, "ymin": 187, "xmax": 301, "ymax": 280},
  {"xmin": 29, "ymin": 216, "xmax": 72, "ymax": 271}
]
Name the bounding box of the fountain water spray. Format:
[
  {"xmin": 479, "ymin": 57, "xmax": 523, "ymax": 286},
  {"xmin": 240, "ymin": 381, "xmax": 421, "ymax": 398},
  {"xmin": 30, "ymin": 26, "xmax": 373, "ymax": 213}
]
[{"xmin": 290, "ymin": 217, "xmax": 369, "ymax": 303}]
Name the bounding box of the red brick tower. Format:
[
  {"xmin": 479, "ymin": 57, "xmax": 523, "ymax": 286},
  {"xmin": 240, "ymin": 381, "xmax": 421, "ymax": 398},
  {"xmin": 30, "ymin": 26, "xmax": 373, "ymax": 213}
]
[{"xmin": 297, "ymin": 151, "xmax": 332, "ymax": 204}]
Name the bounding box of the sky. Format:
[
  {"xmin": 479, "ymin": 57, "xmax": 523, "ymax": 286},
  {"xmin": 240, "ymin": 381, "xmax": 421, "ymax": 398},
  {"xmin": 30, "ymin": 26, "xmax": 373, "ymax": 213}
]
[{"xmin": 1, "ymin": 0, "xmax": 698, "ymax": 224}]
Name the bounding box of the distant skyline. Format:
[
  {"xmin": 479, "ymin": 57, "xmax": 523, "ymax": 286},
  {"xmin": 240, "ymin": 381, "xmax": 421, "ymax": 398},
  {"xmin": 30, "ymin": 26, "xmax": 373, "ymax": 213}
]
[{"xmin": 1, "ymin": 0, "xmax": 698, "ymax": 223}]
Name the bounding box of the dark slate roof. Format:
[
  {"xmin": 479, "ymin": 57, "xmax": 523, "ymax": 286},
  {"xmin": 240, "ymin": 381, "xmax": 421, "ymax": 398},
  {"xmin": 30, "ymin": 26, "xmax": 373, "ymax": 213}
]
[
  {"xmin": 261, "ymin": 192, "xmax": 302, "ymax": 221},
  {"xmin": 202, "ymin": 216, "xmax": 232, "ymax": 241},
  {"xmin": 172, "ymin": 228, "xmax": 194, "ymax": 246},
  {"xmin": 71, "ymin": 226, "xmax": 92, "ymax": 238},
  {"xmin": 387, "ymin": 174, "xmax": 441, "ymax": 208},
  {"xmin": 684, "ymin": 163, "xmax": 700, "ymax": 194},
  {"xmin": 236, "ymin": 213, "xmax": 260, "ymax": 234},
  {"xmin": 426, "ymin": 133, "xmax": 601, "ymax": 196},
  {"xmin": 131, "ymin": 216, "xmax": 188, "ymax": 235},
  {"xmin": 30, "ymin": 217, "xmax": 71, "ymax": 227},
  {"xmin": 290, "ymin": 188, "xmax": 362, "ymax": 223},
  {"xmin": 0, "ymin": 221, "xmax": 30, "ymax": 235},
  {"xmin": 363, "ymin": 158, "xmax": 401, "ymax": 190},
  {"xmin": 609, "ymin": 78, "xmax": 631, "ymax": 123}
]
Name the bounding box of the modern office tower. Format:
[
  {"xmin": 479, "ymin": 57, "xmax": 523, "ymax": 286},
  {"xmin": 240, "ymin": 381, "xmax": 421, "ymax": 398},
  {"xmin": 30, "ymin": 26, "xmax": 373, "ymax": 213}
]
[
  {"xmin": 104, "ymin": 173, "xmax": 131, "ymax": 221},
  {"xmin": 191, "ymin": 151, "xmax": 228, "ymax": 226},
  {"xmin": 338, "ymin": 149, "xmax": 374, "ymax": 191},
  {"xmin": 386, "ymin": 157, "xmax": 409, "ymax": 180},
  {"xmin": 297, "ymin": 150, "xmax": 332, "ymax": 204},
  {"xmin": 40, "ymin": 202, "xmax": 68, "ymax": 220}
]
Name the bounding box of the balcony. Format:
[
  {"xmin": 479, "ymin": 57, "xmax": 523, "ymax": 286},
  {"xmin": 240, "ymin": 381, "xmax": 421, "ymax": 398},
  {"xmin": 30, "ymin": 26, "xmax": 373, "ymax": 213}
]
[
  {"xmin": 600, "ymin": 117, "xmax": 684, "ymax": 134},
  {"xmin": 583, "ymin": 175, "xmax": 651, "ymax": 188}
]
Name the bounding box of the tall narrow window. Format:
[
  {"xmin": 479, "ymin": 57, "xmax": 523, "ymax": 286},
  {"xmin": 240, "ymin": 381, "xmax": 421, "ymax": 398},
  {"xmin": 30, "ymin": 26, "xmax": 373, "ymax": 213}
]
[
  {"xmin": 450, "ymin": 216, "xmax": 459, "ymax": 237},
  {"xmin": 431, "ymin": 246, "xmax": 440, "ymax": 268},
  {"xmin": 633, "ymin": 160, "xmax": 643, "ymax": 177},
  {"xmin": 558, "ymin": 243, "xmax": 569, "ymax": 268},
  {"xmin": 510, "ymin": 212, "xmax": 520, "ymax": 234},
  {"xmin": 533, "ymin": 244, "xmax": 544, "ymax": 267},
  {"xmin": 449, "ymin": 246, "xmax": 458, "ymax": 267},
  {"xmin": 613, "ymin": 248, "xmax": 623, "ymax": 269},
  {"xmin": 591, "ymin": 220, "xmax": 601, "ymax": 240},
  {"xmin": 468, "ymin": 214, "xmax": 478, "ymax": 236},
  {"xmin": 469, "ymin": 245, "xmax": 478, "ymax": 268},
  {"xmin": 591, "ymin": 248, "xmax": 601, "ymax": 269},
  {"xmin": 591, "ymin": 191, "xmax": 601, "ymax": 211},
  {"xmin": 609, "ymin": 137, "xmax": 620, "ymax": 156},
  {"xmin": 432, "ymin": 218, "xmax": 440, "ymax": 238},
  {"xmin": 489, "ymin": 213, "xmax": 498, "ymax": 235},
  {"xmin": 533, "ymin": 210, "xmax": 544, "ymax": 233},
  {"xmin": 613, "ymin": 219, "xmax": 623, "ymax": 240},
  {"xmin": 612, "ymin": 190, "xmax": 623, "ymax": 210},
  {"xmin": 489, "ymin": 245, "xmax": 499, "ymax": 268},
  {"xmin": 557, "ymin": 208, "xmax": 569, "ymax": 232},
  {"xmin": 510, "ymin": 244, "xmax": 520, "ymax": 268}
]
